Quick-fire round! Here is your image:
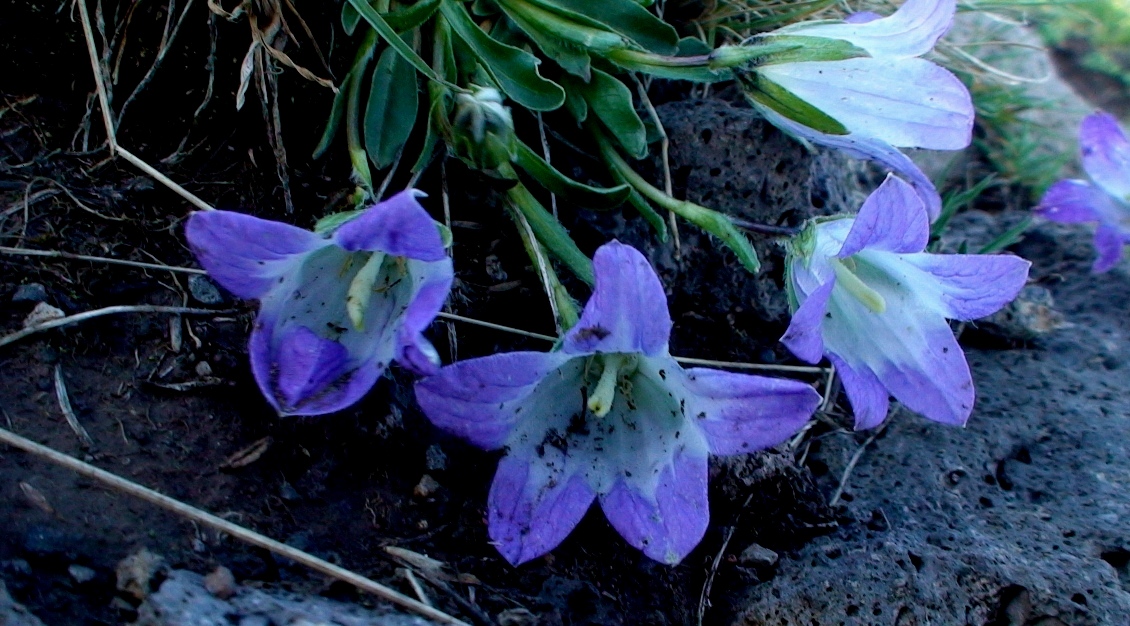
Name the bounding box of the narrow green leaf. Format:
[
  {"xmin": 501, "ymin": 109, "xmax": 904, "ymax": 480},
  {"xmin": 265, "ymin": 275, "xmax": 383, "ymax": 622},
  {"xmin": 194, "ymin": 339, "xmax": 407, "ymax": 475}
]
[
  {"xmin": 932, "ymin": 174, "xmax": 996, "ymax": 241},
  {"xmin": 440, "ymin": 0, "xmax": 565, "ymax": 111},
  {"xmin": 534, "ymin": 0, "xmax": 677, "ymax": 54},
  {"xmin": 314, "ymin": 69, "xmax": 353, "ymax": 159},
  {"xmin": 979, "ymin": 216, "xmax": 1032, "ymax": 254},
  {"xmin": 497, "ymin": 0, "xmax": 628, "ymax": 53},
  {"xmin": 365, "ymin": 45, "xmax": 420, "ymax": 169},
  {"xmin": 342, "ymin": 3, "xmax": 362, "ymax": 35},
  {"xmin": 741, "ymin": 73, "xmax": 848, "ymax": 136},
  {"xmin": 607, "ymin": 45, "xmax": 729, "ymax": 83},
  {"xmin": 496, "ymin": 0, "xmax": 592, "ymax": 79},
  {"xmin": 347, "ymin": 0, "xmax": 458, "ymax": 90},
  {"xmin": 384, "ymin": 0, "xmax": 443, "ymax": 33},
  {"xmin": 512, "ymin": 140, "xmax": 630, "ymax": 209},
  {"xmin": 566, "ymin": 69, "xmax": 647, "ymax": 158},
  {"xmin": 507, "ymin": 183, "xmax": 594, "ymax": 285}
]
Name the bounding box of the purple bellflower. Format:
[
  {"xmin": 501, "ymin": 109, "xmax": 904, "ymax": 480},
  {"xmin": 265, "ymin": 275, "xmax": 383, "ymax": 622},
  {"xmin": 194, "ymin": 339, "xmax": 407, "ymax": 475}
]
[
  {"xmin": 1037, "ymin": 111, "xmax": 1130, "ymax": 273},
  {"xmin": 186, "ymin": 190, "xmax": 454, "ymax": 416},
  {"xmin": 781, "ymin": 175, "xmax": 1030, "ymax": 430},
  {"xmin": 416, "ymin": 242, "xmax": 820, "ymax": 566},
  {"xmin": 748, "ymin": 0, "xmax": 972, "ymax": 219}
]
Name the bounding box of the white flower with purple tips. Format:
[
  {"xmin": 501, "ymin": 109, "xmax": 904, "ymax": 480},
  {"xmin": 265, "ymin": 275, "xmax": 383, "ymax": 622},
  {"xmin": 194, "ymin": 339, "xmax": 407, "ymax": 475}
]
[
  {"xmin": 186, "ymin": 190, "xmax": 454, "ymax": 416},
  {"xmin": 781, "ymin": 175, "xmax": 1030, "ymax": 430},
  {"xmin": 748, "ymin": 0, "xmax": 973, "ymax": 219},
  {"xmin": 415, "ymin": 241, "xmax": 820, "ymax": 565},
  {"xmin": 1037, "ymin": 111, "xmax": 1130, "ymax": 273}
]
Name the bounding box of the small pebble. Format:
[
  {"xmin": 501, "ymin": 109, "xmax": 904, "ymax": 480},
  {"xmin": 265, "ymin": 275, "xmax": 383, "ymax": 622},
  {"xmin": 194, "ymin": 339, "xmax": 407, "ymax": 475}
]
[
  {"xmin": 195, "ymin": 361, "xmax": 213, "ymax": 377},
  {"xmin": 424, "ymin": 445, "xmax": 447, "ymax": 472},
  {"xmin": 497, "ymin": 608, "xmax": 537, "ymax": 626},
  {"xmin": 68, "ymin": 564, "xmax": 96, "ymax": 584},
  {"xmin": 188, "ymin": 275, "xmax": 225, "ymax": 305},
  {"xmin": 414, "ymin": 475, "xmax": 441, "ymax": 499},
  {"xmin": 12, "ymin": 283, "xmax": 48, "ymax": 303},
  {"xmin": 739, "ymin": 543, "xmax": 779, "ymax": 568},
  {"xmin": 203, "ymin": 565, "xmax": 237, "ymax": 599},
  {"xmin": 22, "ymin": 302, "xmax": 64, "ymax": 328}
]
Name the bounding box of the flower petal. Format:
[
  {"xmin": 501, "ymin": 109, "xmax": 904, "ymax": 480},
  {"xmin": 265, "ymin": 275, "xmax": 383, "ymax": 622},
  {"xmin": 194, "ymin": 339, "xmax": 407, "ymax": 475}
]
[
  {"xmin": 489, "ymin": 455, "xmax": 596, "ymax": 566},
  {"xmin": 274, "ymin": 325, "xmax": 351, "ymax": 408},
  {"xmin": 600, "ymin": 450, "xmax": 708, "ymax": 565},
  {"xmin": 826, "ymin": 354, "xmax": 890, "ymax": 430},
  {"xmin": 1036, "ymin": 179, "xmax": 1118, "ymax": 224},
  {"xmin": 396, "ymin": 257, "xmax": 455, "ymax": 375},
  {"xmin": 781, "ymin": 278, "xmax": 835, "ymax": 363},
  {"xmin": 676, "ymin": 367, "xmax": 820, "ymax": 455},
  {"xmin": 186, "ymin": 210, "xmax": 325, "ymax": 300},
  {"xmin": 823, "ymin": 278, "xmax": 974, "ymax": 426},
  {"xmin": 333, "ymin": 190, "xmax": 447, "ymax": 261},
  {"xmin": 901, "ymin": 253, "xmax": 1030, "ymax": 320},
  {"xmin": 1092, "ymin": 222, "xmax": 1128, "ymax": 274},
  {"xmin": 562, "ymin": 241, "xmax": 672, "ymax": 357},
  {"xmin": 1080, "ymin": 111, "xmax": 1130, "ymax": 201},
  {"xmin": 752, "ymin": 103, "xmax": 944, "ymax": 219},
  {"xmin": 837, "ymin": 175, "xmax": 929, "ymax": 257},
  {"xmin": 759, "ymin": 58, "xmax": 973, "ymax": 151},
  {"xmin": 780, "ymin": 0, "xmax": 955, "ymax": 58},
  {"xmin": 845, "ymin": 11, "xmax": 882, "ymax": 24},
  {"xmin": 415, "ymin": 351, "xmax": 574, "ymax": 449}
]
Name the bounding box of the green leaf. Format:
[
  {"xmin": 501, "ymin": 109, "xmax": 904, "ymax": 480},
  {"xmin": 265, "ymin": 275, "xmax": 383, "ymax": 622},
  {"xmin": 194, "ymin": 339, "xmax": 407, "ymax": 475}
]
[
  {"xmin": 365, "ymin": 45, "xmax": 420, "ymax": 169},
  {"xmin": 566, "ymin": 69, "xmax": 647, "ymax": 158},
  {"xmin": 507, "ymin": 183, "xmax": 594, "ymax": 284},
  {"xmin": 512, "ymin": 140, "xmax": 630, "ymax": 209},
  {"xmin": 342, "ymin": 3, "xmax": 362, "ymax": 35},
  {"xmin": 498, "ymin": 0, "xmax": 627, "ymax": 54},
  {"xmin": 979, "ymin": 216, "xmax": 1032, "ymax": 254},
  {"xmin": 741, "ymin": 73, "xmax": 848, "ymax": 135},
  {"xmin": 496, "ymin": 1, "xmax": 593, "ymax": 79},
  {"xmin": 534, "ymin": 0, "xmax": 677, "ymax": 54},
  {"xmin": 440, "ymin": 0, "xmax": 565, "ymax": 111},
  {"xmin": 931, "ymin": 174, "xmax": 996, "ymax": 241},
  {"xmin": 384, "ymin": 0, "xmax": 443, "ymax": 33},
  {"xmin": 347, "ymin": 0, "xmax": 458, "ymax": 90},
  {"xmin": 563, "ymin": 85, "xmax": 588, "ymax": 122},
  {"xmin": 314, "ymin": 68, "xmax": 353, "ymax": 159}
]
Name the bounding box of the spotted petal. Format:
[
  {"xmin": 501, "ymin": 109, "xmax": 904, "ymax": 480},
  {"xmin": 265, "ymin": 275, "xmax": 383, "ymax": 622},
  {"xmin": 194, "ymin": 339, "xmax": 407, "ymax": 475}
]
[
  {"xmin": 396, "ymin": 258, "xmax": 455, "ymax": 375},
  {"xmin": 900, "ymin": 253, "xmax": 1030, "ymax": 320},
  {"xmin": 781, "ymin": 278, "xmax": 835, "ymax": 364},
  {"xmin": 414, "ymin": 351, "xmax": 573, "ymax": 449},
  {"xmin": 489, "ymin": 455, "xmax": 596, "ymax": 566},
  {"xmin": 600, "ymin": 450, "xmax": 708, "ymax": 565},
  {"xmin": 1080, "ymin": 111, "xmax": 1130, "ymax": 201},
  {"xmin": 185, "ymin": 210, "xmax": 325, "ymax": 300},
  {"xmin": 837, "ymin": 175, "xmax": 929, "ymax": 256},
  {"xmin": 827, "ymin": 353, "xmax": 890, "ymax": 430},
  {"xmin": 780, "ymin": 0, "xmax": 955, "ymax": 58},
  {"xmin": 333, "ymin": 190, "xmax": 447, "ymax": 261},
  {"xmin": 562, "ymin": 240, "xmax": 672, "ymax": 357},
  {"xmin": 1037, "ymin": 179, "xmax": 1117, "ymax": 224}
]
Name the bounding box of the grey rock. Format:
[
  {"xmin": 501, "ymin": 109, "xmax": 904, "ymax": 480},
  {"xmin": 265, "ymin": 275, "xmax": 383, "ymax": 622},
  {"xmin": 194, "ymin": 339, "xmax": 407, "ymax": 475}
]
[
  {"xmin": 738, "ymin": 544, "xmax": 778, "ymax": 569},
  {"xmin": 67, "ymin": 564, "xmax": 97, "ymax": 584},
  {"xmin": 188, "ymin": 275, "xmax": 225, "ymax": 305},
  {"xmin": 133, "ymin": 569, "xmax": 442, "ymax": 626},
  {"xmin": 424, "ymin": 444, "xmax": 447, "ymax": 472},
  {"xmin": 11, "ymin": 283, "xmax": 47, "ymax": 304},
  {"xmin": 0, "ymin": 580, "xmax": 46, "ymax": 626}
]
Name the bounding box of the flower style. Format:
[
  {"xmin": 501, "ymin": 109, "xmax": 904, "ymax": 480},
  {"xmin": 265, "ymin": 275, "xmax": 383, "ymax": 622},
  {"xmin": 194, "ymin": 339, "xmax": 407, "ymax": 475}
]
[
  {"xmin": 186, "ymin": 190, "xmax": 454, "ymax": 416},
  {"xmin": 416, "ymin": 242, "xmax": 820, "ymax": 565},
  {"xmin": 1036, "ymin": 111, "xmax": 1130, "ymax": 273},
  {"xmin": 743, "ymin": 0, "xmax": 973, "ymax": 219},
  {"xmin": 781, "ymin": 175, "xmax": 1030, "ymax": 430}
]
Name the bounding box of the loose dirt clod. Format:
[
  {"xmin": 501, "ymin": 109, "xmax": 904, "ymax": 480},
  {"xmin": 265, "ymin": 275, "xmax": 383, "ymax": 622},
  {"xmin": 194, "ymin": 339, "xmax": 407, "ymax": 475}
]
[{"xmin": 116, "ymin": 549, "xmax": 168, "ymax": 601}]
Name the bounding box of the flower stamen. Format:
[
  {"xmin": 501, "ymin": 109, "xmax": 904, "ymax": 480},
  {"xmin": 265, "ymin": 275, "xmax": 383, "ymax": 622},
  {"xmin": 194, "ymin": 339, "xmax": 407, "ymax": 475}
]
[
  {"xmin": 831, "ymin": 257, "xmax": 886, "ymax": 314},
  {"xmin": 346, "ymin": 251, "xmax": 387, "ymax": 330}
]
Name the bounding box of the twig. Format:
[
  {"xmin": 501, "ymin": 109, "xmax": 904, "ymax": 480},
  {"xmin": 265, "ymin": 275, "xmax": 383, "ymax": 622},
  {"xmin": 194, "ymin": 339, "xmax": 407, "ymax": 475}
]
[
  {"xmin": 828, "ymin": 422, "xmax": 888, "ymax": 506},
  {"xmin": 434, "ymin": 312, "xmax": 557, "ymax": 343},
  {"xmin": 0, "ymin": 426, "xmax": 471, "ymax": 626},
  {"xmin": 536, "ymin": 111, "xmax": 557, "ymax": 219},
  {"xmin": 632, "ymin": 74, "xmax": 680, "ymax": 252},
  {"xmin": 401, "ymin": 568, "xmax": 433, "ymax": 607},
  {"xmin": 54, "ymin": 365, "xmax": 95, "ymax": 447},
  {"xmin": 0, "ymin": 246, "xmax": 206, "ymax": 275},
  {"xmin": 117, "ymin": 0, "xmax": 197, "ymax": 127},
  {"xmin": 0, "ymin": 305, "xmax": 230, "ymax": 349},
  {"xmin": 116, "ymin": 147, "xmax": 214, "ymax": 211},
  {"xmin": 696, "ymin": 493, "xmax": 753, "ymax": 626}
]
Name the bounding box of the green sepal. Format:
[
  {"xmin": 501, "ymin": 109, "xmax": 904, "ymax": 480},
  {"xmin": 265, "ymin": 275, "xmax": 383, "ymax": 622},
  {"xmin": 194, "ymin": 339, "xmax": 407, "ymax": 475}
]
[
  {"xmin": 714, "ymin": 35, "xmax": 868, "ymax": 69},
  {"xmin": 342, "ymin": 3, "xmax": 362, "ymax": 35},
  {"xmin": 315, "ymin": 209, "xmax": 366, "ymax": 235},
  {"xmin": 512, "ymin": 140, "xmax": 631, "ymax": 209},
  {"xmin": 607, "ymin": 46, "xmax": 730, "ymax": 83},
  {"xmin": 364, "ymin": 44, "xmax": 420, "ymax": 169},
  {"xmin": 741, "ymin": 72, "xmax": 848, "ymax": 136},
  {"xmin": 313, "ymin": 67, "xmax": 353, "ymax": 159},
  {"xmin": 440, "ymin": 0, "xmax": 565, "ymax": 111}
]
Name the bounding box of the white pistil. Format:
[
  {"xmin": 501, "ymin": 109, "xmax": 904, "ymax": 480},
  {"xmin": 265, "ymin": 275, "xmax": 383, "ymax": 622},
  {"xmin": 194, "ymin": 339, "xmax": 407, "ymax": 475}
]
[
  {"xmin": 346, "ymin": 251, "xmax": 386, "ymax": 330},
  {"xmin": 587, "ymin": 353, "xmax": 632, "ymax": 418},
  {"xmin": 831, "ymin": 257, "xmax": 886, "ymax": 314}
]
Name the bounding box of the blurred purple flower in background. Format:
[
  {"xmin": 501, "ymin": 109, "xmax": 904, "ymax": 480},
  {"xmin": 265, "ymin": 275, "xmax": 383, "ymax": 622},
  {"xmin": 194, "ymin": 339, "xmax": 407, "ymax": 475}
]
[
  {"xmin": 747, "ymin": 0, "xmax": 973, "ymax": 219},
  {"xmin": 416, "ymin": 242, "xmax": 820, "ymax": 565},
  {"xmin": 781, "ymin": 176, "xmax": 1030, "ymax": 430},
  {"xmin": 1037, "ymin": 111, "xmax": 1130, "ymax": 273},
  {"xmin": 186, "ymin": 190, "xmax": 453, "ymax": 416}
]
